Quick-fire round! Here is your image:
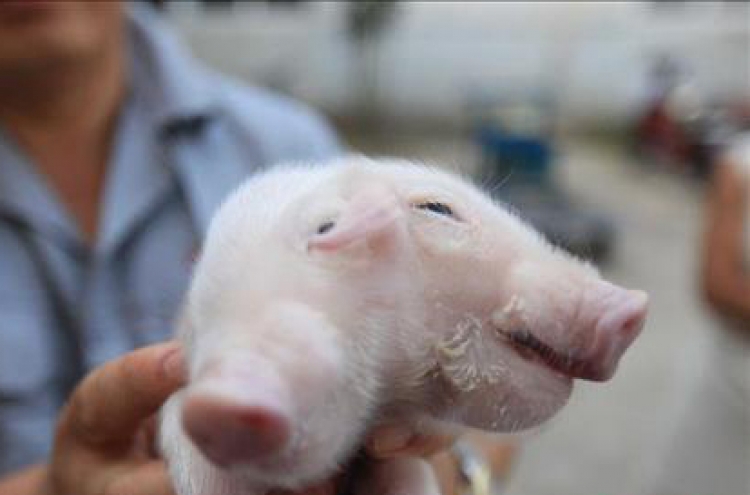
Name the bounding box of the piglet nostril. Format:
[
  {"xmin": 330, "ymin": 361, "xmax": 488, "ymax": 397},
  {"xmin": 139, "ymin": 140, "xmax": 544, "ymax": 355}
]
[
  {"xmin": 607, "ymin": 290, "xmax": 648, "ymax": 338},
  {"xmin": 587, "ymin": 289, "xmax": 648, "ymax": 381},
  {"xmin": 183, "ymin": 395, "xmax": 291, "ymax": 468},
  {"xmin": 181, "ymin": 370, "xmax": 292, "ymax": 468}
]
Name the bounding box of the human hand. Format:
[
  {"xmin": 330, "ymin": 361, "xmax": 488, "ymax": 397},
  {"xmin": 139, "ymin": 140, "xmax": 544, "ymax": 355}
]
[
  {"xmin": 365, "ymin": 424, "xmax": 457, "ymax": 459},
  {"xmin": 365, "ymin": 428, "xmax": 518, "ymax": 495},
  {"xmin": 38, "ymin": 342, "xmax": 468, "ymax": 495},
  {"xmin": 259, "ymin": 428, "xmax": 458, "ymax": 495},
  {"xmin": 44, "ymin": 342, "xmax": 186, "ymax": 495},
  {"xmin": 41, "ymin": 341, "xmax": 455, "ymax": 495},
  {"xmin": 0, "ymin": 422, "xmax": 461, "ymax": 495}
]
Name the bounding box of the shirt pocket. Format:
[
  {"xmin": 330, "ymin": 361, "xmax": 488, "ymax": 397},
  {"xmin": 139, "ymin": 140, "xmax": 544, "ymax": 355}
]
[{"xmin": 0, "ymin": 306, "xmax": 58, "ymax": 402}]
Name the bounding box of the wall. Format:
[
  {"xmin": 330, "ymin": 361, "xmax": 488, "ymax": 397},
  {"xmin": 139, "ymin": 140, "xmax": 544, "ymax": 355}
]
[{"xmin": 168, "ymin": 1, "xmax": 750, "ymax": 130}]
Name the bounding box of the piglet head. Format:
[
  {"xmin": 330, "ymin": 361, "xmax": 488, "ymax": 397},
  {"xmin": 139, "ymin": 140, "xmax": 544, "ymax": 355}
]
[
  {"xmin": 176, "ymin": 170, "xmax": 414, "ymax": 489},
  {"xmin": 394, "ymin": 164, "xmax": 648, "ymax": 431},
  {"xmin": 280, "ymin": 159, "xmax": 648, "ymax": 432},
  {"xmin": 290, "ymin": 160, "xmax": 647, "ymax": 433}
]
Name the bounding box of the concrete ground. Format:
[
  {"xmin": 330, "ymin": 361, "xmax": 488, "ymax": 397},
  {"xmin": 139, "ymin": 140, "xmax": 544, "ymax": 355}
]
[{"xmin": 343, "ymin": 129, "xmax": 731, "ymax": 495}]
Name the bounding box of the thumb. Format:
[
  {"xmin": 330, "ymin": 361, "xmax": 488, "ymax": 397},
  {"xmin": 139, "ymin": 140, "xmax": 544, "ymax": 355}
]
[{"xmin": 60, "ymin": 342, "xmax": 186, "ymax": 449}]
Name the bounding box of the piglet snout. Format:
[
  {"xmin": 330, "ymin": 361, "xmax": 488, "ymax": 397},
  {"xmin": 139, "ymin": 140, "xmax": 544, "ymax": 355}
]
[
  {"xmin": 181, "ymin": 367, "xmax": 292, "ymax": 468},
  {"xmin": 578, "ymin": 284, "xmax": 648, "ymax": 382}
]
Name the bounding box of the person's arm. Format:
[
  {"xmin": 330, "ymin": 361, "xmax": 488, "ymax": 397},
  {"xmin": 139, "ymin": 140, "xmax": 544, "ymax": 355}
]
[
  {"xmin": 0, "ymin": 342, "xmax": 186, "ymax": 495},
  {"xmin": 0, "ymin": 465, "xmax": 46, "ymax": 495},
  {"xmin": 701, "ymin": 158, "xmax": 750, "ymax": 328}
]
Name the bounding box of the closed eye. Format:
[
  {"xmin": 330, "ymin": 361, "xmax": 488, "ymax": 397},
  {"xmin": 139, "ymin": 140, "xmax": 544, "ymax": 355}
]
[
  {"xmin": 413, "ymin": 201, "xmax": 459, "ymax": 219},
  {"xmin": 316, "ymin": 220, "xmax": 335, "ymax": 235}
]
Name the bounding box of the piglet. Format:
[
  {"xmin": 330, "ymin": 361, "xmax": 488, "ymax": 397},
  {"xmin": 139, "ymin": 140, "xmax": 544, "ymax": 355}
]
[{"xmin": 160, "ymin": 156, "xmax": 647, "ymax": 495}]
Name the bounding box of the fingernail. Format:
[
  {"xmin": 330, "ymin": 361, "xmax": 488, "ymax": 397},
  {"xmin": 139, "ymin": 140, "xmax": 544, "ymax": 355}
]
[
  {"xmin": 368, "ymin": 426, "xmax": 413, "ymax": 455},
  {"xmin": 162, "ymin": 346, "xmax": 187, "ymax": 382}
]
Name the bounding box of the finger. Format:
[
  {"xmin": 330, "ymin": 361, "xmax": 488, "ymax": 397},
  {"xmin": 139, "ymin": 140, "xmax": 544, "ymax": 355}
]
[
  {"xmin": 269, "ymin": 476, "xmax": 340, "ymax": 495},
  {"xmin": 102, "ymin": 461, "xmax": 176, "ymax": 495},
  {"xmin": 366, "ymin": 425, "xmax": 457, "ymax": 458},
  {"xmin": 389, "ymin": 432, "xmax": 456, "ymax": 457},
  {"xmin": 461, "ymin": 431, "xmax": 519, "ymax": 476},
  {"xmin": 63, "ymin": 342, "xmax": 186, "ymax": 448},
  {"xmin": 354, "ymin": 457, "xmax": 440, "ymax": 495}
]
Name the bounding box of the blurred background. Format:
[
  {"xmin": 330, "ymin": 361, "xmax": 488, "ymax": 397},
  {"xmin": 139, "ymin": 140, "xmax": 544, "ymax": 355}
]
[{"xmin": 160, "ymin": 2, "xmax": 748, "ymax": 494}]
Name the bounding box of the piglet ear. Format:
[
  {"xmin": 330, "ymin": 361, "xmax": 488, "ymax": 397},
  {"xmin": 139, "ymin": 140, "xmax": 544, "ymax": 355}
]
[{"xmin": 308, "ymin": 184, "xmax": 403, "ymax": 253}]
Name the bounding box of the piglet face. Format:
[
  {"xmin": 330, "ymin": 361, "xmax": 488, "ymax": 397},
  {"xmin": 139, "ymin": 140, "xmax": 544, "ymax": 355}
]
[
  {"xmin": 393, "ymin": 169, "xmax": 647, "ymax": 431},
  {"xmin": 296, "ymin": 160, "xmax": 646, "ymax": 432}
]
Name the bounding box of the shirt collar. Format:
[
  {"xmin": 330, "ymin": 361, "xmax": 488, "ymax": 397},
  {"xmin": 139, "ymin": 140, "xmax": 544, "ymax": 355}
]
[
  {"xmin": 0, "ymin": 5, "xmax": 221, "ymax": 248},
  {"xmin": 126, "ymin": 4, "xmax": 221, "ymax": 131},
  {"xmin": 0, "ymin": 134, "xmax": 80, "ymax": 247}
]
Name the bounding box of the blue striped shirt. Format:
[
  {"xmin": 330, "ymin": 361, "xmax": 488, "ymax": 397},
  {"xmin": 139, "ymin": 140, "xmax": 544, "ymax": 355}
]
[{"xmin": 0, "ymin": 6, "xmax": 340, "ymax": 474}]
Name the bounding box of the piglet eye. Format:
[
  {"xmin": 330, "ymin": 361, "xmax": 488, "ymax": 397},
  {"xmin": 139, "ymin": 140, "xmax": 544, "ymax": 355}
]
[
  {"xmin": 415, "ymin": 201, "xmax": 455, "ymax": 217},
  {"xmin": 317, "ymin": 220, "xmax": 335, "ymax": 235}
]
